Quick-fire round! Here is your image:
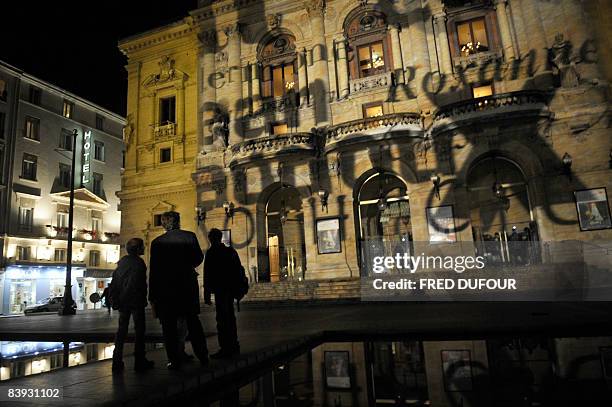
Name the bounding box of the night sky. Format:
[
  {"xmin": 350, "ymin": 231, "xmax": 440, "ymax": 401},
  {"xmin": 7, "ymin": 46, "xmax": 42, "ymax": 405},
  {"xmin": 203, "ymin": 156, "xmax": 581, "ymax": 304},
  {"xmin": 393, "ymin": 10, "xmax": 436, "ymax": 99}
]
[{"xmin": 1, "ymin": 1, "xmax": 198, "ymax": 116}]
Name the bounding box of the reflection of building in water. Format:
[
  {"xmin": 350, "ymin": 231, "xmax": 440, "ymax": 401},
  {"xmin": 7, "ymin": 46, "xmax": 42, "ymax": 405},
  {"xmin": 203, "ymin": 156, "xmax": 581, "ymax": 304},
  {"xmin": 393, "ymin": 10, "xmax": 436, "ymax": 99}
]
[
  {"xmin": 118, "ymin": 0, "xmax": 611, "ymax": 290},
  {"xmin": 229, "ymin": 337, "xmax": 612, "ymax": 407},
  {"xmin": 0, "ymin": 61, "xmax": 125, "ymax": 314}
]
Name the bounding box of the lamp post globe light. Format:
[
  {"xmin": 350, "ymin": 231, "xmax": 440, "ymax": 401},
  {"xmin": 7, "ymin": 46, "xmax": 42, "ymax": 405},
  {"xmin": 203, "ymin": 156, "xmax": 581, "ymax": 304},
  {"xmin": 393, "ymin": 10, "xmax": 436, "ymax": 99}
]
[{"xmin": 59, "ymin": 129, "xmax": 78, "ymax": 315}]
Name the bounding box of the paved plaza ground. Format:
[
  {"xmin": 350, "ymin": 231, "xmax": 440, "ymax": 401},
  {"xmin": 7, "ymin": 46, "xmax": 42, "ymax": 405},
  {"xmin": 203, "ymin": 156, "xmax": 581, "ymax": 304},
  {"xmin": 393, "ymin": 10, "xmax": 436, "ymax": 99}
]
[{"xmin": 1, "ymin": 301, "xmax": 611, "ymax": 406}]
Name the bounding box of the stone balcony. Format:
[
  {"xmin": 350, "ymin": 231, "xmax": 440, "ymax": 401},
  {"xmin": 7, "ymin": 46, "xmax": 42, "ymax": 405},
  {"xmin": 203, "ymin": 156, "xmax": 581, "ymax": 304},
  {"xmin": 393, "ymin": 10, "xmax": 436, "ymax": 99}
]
[
  {"xmin": 229, "ymin": 132, "xmax": 318, "ymax": 167},
  {"xmin": 153, "ymin": 122, "xmax": 176, "ymax": 140},
  {"xmin": 431, "ymin": 91, "xmax": 550, "ymax": 135},
  {"xmin": 324, "ymin": 112, "xmax": 423, "ymax": 152},
  {"xmin": 349, "ymin": 71, "xmax": 392, "ymax": 95}
]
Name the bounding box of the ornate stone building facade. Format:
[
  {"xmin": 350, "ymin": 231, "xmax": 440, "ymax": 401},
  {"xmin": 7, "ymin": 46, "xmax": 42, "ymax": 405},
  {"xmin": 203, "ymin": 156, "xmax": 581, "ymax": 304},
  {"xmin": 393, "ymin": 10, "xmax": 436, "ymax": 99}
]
[{"xmin": 118, "ymin": 0, "xmax": 611, "ymax": 288}]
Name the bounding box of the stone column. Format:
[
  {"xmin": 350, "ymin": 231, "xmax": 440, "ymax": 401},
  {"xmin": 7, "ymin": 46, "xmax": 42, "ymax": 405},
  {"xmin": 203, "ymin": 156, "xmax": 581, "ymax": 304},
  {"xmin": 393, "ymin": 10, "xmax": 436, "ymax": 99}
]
[
  {"xmin": 389, "ymin": 24, "xmax": 405, "ymax": 84},
  {"xmin": 407, "ymin": 6, "xmax": 433, "ymax": 108},
  {"xmin": 224, "ymin": 23, "xmax": 243, "ymax": 145},
  {"xmin": 335, "ymin": 38, "xmax": 349, "ymax": 98},
  {"xmin": 198, "ymin": 30, "xmax": 216, "ymax": 150},
  {"xmin": 306, "ymin": 0, "xmax": 331, "ymax": 125},
  {"xmin": 434, "ymin": 13, "xmax": 453, "ymax": 75},
  {"xmin": 242, "ymin": 63, "xmax": 251, "ymax": 115},
  {"xmin": 495, "ymin": 0, "xmax": 516, "ymax": 60},
  {"xmin": 251, "ymin": 63, "xmax": 261, "ymax": 113},
  {"xmin": 297, "ymin": 49, "xmax": 309, "ymax": 106},
  {"xmin": 517, "ymin": 0, "xmax": 548, "ymax": 77}
]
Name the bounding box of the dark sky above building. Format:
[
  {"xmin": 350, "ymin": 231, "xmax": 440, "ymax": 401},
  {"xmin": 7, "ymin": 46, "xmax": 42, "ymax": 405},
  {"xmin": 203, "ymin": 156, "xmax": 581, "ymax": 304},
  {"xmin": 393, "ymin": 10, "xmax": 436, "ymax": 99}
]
[{"xmin": 1, "ymin": 1, "xmax": 198, "ymax": 116}]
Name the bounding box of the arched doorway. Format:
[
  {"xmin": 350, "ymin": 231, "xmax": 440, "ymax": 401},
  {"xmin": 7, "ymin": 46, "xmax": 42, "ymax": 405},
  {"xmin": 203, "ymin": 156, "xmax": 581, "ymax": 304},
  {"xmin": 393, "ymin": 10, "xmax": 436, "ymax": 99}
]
[
  {"xmin": 356, "ymin": 171, "xmax": 412, "ymax": 276},
  {"xmin": 467, "ymin": 156, "xmax": 539, "ymax": 264},
  {"xmin": 263, "ymin": 185, "xmax": 306, "ymax": 282}
]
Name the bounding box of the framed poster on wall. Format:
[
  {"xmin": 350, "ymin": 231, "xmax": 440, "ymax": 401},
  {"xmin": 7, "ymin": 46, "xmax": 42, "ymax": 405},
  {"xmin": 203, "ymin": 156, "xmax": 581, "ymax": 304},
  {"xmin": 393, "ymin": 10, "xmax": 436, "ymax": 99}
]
[
  {"xmin": 441, "ymin": 349, "xmax": 473, "ymax": 392},
  {"xmin": 426, "ymin": 205, "xmax": 457, "ymax": 243},
  {"xmin": 574, "ymin": 188, "xmax": 612, "ymax": 231},
  {"xmin": 324, "ymin": 351, "xmax": 351, "ymax": 389},
  {"xmin": 316, "ymin": 218, "xmax": 341, "ymax": 254}
]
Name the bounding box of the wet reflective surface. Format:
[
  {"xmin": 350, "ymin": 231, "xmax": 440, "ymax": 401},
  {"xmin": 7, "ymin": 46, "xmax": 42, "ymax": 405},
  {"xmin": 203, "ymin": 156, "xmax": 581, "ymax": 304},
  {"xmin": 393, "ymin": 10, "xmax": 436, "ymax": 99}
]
[{"xmin": 205, "ymin": 336, "xmax": 612, "ymax": 407}]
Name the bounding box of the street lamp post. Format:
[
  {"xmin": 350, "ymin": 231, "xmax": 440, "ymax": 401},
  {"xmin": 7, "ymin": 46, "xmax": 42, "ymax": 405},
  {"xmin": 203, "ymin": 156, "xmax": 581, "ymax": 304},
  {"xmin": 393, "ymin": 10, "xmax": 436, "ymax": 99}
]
[{"xmin": 60, "ymin": 129, "xmax": 78, "ymax": 315}]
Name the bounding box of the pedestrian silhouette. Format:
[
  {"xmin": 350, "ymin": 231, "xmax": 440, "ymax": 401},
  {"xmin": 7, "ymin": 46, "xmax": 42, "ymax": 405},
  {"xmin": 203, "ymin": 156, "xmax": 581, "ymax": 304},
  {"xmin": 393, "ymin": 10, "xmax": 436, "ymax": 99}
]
[
  {"xmin": 204, "ymin": 228, "xmax": 243, "ymax": 359},
  {"xmin": 111, "ymin": 238, "xmax": 154, "ymax": 373},
  {"xmin": 149, "ymin": 211, "xmax": 209, "ymax": 369}
]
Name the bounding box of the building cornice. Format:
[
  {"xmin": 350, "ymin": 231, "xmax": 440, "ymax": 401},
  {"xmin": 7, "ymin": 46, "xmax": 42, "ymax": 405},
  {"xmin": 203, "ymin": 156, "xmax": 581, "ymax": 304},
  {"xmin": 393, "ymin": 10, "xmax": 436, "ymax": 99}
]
[{"xmin": 118, "ymin": 20, "xmax": 196, "ymax": 56}]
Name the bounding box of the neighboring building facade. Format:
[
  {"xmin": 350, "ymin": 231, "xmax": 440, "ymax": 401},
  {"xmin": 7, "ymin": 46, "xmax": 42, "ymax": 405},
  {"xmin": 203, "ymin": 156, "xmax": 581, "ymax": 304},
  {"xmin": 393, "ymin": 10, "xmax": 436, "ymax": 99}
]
[
  {"xmin": 118, "ymin": 0, "xmax": 611, "ymax": 285},
  {"xmin": 0, "ymin": 60, "xmax": 125, "ymax": 314}
]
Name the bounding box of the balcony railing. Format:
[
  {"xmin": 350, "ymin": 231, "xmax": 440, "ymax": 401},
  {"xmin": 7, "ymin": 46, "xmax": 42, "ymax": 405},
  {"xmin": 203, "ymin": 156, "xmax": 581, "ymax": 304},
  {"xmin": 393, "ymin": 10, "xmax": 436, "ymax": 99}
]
[
  {"xmin": 229, "ymin": 132, "xmax": 317, "ymax": 167},
  {"xmin": 432, "ymin": 91, "xmax": 549, "ymax": 134},
  {"xmin": 349, "ymin": 71, "xmax": 392, "ymax": 95},
  {"xmin": 153, "ymin": 122, "xmax": 176, "ymax": 139},
  {"xmin": 325, "ymin": 112, "xmax": 423, "ymax": 152}
]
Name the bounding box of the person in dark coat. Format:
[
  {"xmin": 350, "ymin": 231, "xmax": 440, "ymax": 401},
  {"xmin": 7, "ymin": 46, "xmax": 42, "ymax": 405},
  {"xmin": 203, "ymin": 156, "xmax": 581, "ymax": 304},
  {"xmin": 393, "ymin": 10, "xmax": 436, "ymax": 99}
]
[
  {"xmin": 149, "ymin": 211, "xmax": 209, "ymax": 369},
  {"xmin": 204, "ymin": 228, "xmax": 242, "ymax": 359},
  {"xmin": 111, "ymin": 238, "xmax": 154, "ymax": 373}
]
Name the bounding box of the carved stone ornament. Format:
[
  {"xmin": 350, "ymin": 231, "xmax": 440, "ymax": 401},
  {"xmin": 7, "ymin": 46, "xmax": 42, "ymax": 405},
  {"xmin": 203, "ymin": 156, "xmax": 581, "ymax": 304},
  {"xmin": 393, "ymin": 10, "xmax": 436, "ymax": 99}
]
[
  {"xmin": 267, "ymin": 14, "xmax": 281, "ymax": 29},
  {"xmin": 550, "ymin": 33, "xmax": 580, "ymax": 88},
  {"xmin": 223, "ymin": 23, "xmax": 241, "ymax": 39},
  {"xmin": 123, "ymin": 113, "xmax": 134, "ymax": 146},
  {"xmin": 305, "ymin": 0, "xmax": 325, "ymax": 17},
  {"xmin": 198, "ymin": 30, "xmax": 217, "ymax": 49},
  {"xmin": 143, "ymin": 56, "xmax": 184, "ymax": 87}
]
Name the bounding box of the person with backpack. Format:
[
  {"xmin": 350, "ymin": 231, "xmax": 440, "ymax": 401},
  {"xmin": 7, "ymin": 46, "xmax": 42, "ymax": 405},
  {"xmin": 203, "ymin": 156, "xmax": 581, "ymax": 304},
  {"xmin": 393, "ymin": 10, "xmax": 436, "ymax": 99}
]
[
  {"xmin": 110, "ymin": 237, "xmax": 155, "ymax": 373},
  {"xmin": 204, "ymin": 228, "xmax": 247, "ymax": 359}
]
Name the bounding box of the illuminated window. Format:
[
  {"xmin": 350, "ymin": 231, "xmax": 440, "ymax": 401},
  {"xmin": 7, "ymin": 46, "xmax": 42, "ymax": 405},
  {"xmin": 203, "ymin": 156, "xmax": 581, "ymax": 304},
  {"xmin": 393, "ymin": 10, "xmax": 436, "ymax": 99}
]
[
  {"xmin": 57, "ymin": 212, "xmax": 68, "ymax": 228},
  {"xmin": 159, "ymin": 96, "xmax": 176, "ymax": 124},
  {"xmin": 89, "ymin": 250, "xmax": 100, "ymax": 267},
  {"xmin": 358, "ymin": 42, "xmax": 386, "ymax": 77},
  {"xmin": 160, "ymin": 147, "xmax": 172, "ymax": 163},
  {"xmin": 363, "ymin": 102, "xmax": 384, "ymax": 118},
  {"xmin": 54, "ymin": 249, "xmax": 66, "ymax": 262},
  {"xmin": 62, "ymin": 100, "xmax": 74, "ymax": 118},
  {"xmin": 24, "ymin": 117, "xmax": 40, "ymax": 140},
  {"xmin": 16, "ymin": 245, "xmax": 31, "ymax": 260},
  {"xmin": 21, "ymin": 153, "xmax": 37, "ymax": 180},
  {"xmin": 260, "ymin": 34, "xmax": 299, "ymax": 99},
  {"xmin": 472, "ymin": 84, "xmax": 493, "ymax": 98},
  {"xmin": 457, "ymin": 18, "xmax": 489, "ymax": 56},
  {"xmin": 19, "ymin": 207, "xmax": 33, "ymax": 231},
  {"xmin": 345, "ymin": 10, "xmax": 390, "ymax": 79},
  {"xmin": 271, "ymin": 122, "xmax": 288, "ymax": 135},
  {"xmin": 92, "ymin": 218, "xmax": 101, "ymax": 233}
]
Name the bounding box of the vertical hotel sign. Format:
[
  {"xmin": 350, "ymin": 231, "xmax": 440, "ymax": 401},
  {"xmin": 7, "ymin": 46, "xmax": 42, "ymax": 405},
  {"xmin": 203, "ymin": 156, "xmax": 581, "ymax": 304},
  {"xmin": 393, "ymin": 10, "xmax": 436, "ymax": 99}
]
[{"xmin": 81, "ymin": 130, "xmax": 92, "ymax": 186}]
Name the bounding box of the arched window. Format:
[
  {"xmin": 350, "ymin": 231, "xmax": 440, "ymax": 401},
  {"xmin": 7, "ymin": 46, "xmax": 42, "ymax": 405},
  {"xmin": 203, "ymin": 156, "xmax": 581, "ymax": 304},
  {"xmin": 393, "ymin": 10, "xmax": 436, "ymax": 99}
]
[
  {"xmin": 344, "ymin": 10, "xmax": 391, "ymax": 79},
  {"xmin": 259, "ymin": 34, "xmax": 298, "ymax": 99}
]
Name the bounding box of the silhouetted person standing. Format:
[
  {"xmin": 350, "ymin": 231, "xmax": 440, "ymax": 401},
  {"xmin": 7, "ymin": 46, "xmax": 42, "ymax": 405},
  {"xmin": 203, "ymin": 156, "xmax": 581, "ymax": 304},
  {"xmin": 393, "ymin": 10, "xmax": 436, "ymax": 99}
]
[
  {"xmin": 149, "ymin": 211, "xmax": 209, "ymax": 369},
  {"xmin": 204, "ymin": 228, "xmax": 242, "ymax": 359},
  {"xmin": 111, "ymin": 238, "xmax": 154, "ymax": 373}
]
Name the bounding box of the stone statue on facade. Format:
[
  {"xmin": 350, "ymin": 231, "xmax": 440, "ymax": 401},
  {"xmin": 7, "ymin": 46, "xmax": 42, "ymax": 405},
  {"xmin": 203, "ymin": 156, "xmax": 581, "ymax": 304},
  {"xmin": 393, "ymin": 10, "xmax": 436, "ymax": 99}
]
[
  {"xmin": 549, "ymin": 34, "xmax": 580, "ymax": 88},
  {"xmin": 211, "ymin": 107, "xmax": 229, "ymax": 149}
]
